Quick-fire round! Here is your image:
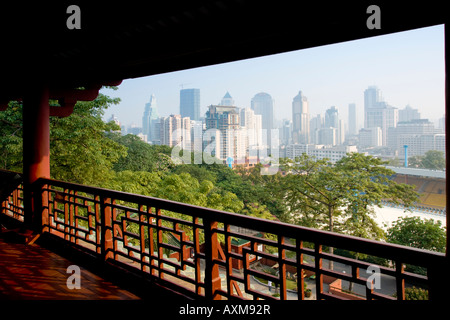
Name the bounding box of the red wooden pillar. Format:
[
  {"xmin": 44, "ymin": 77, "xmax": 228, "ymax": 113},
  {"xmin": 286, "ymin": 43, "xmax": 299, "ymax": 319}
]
[{"xmin": 22, "ymin": 85, "xmax": 50, "ymax": 231}]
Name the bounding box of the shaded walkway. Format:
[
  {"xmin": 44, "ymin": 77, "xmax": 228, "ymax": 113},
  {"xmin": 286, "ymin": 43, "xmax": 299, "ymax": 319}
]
[{"xmin": 0, "ymin": 233, "xmax": 139, "ymax": 300}]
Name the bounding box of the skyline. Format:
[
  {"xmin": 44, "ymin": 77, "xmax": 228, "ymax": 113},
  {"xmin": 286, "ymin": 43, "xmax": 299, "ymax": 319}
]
[{"xmin": 102, "ymin": 24, "xmax": 445, "ymax": 129}]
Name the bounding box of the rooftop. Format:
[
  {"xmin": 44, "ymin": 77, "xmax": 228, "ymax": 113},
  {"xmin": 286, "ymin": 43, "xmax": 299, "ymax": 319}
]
[{"xmin": 386, "ymin": 166, "xmax": 446, "ymax": 179}]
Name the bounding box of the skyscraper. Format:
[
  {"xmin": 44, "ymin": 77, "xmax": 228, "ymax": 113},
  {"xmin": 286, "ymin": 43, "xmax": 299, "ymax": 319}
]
[
  {"xmin": 364, "ymin": 86, "xmax": 398, "ymax": 146},
  {"xmin": 309, "ymin": 114, "xmax": 323, "ymax": 145},
  {"xmin": 142, "ymin": 94, "xmax": 160, "ymax": 142},
  {"xmin": 205, "ymin": 105, "xmax": 245, "ymax": 161},
  {"xmin": 325, "ymin": 106, "xmax": 339, "ymax": 128},
  {"xmin": 348, "ymin": 103, "xmax": 357, "ymax": 135},
  {"xmin": 399, "ymin": 105, "xmax": 421, "ymax": 122},
  {"xmin": 324, "ymin": 106, "xmax": 343, "ymax": 145},
  {"xmin": 251, "ymin": 92, "xmax": 274, "ymax": 146},
  {"xmin": 220, "ymin": 92, "xmax": 235, "ymax": 106},
  {"xmin": 240, "ymin": 107, "xmax": 263, "ymax": 150},
  {"xmin": 160, "ymin": 114, "xmax": 191, "ymax": 149},
  {"xmin": 180, "ymin": 88, "xmax": 200, "ymax": 121},
  {"xmin": 292, "ymin": 91, "xmax": 309, "ymax": 144}
]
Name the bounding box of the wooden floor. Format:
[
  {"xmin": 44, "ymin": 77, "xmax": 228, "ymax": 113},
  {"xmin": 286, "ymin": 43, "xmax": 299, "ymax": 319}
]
[{"xmin": 0, "ymin": 232, "xmax": 140, "ymax": 300}]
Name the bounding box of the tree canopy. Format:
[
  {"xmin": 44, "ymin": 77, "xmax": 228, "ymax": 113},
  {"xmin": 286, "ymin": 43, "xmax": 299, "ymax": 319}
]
[
  {"xmin": 408, "ymin": 150, "xmax": 445, "ymax": 170},
  {"xmin": 277, "ymin": 153, "xmax": 418, "ymax": 240},
  {"xmin": 386, "ymin": 216, "xmax": 446, "ymax": 253}
]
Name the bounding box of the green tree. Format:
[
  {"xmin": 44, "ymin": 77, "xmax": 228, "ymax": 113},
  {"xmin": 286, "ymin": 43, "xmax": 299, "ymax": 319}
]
[
  {"xmin": 107, "ymin": 133, "xmax": 173, "ymax": 173},
  {"xmin": 386, "ymin": 216, "xmax": 446, "ymax": 252},
  {"xmin": 408, "ymin": 150, "xmax": 445, "ymax": 170},
  {"xmin": 278, "ymin": 153, "xmax": 419, "ymax": 269},
  {"xmin": 386, "ymin": 216, "xmax": 446, "ymax": 275},
  {"xmin": 421, "ymin": 150, "xmax": 445, "ymax": 170},
  {"xmin": 0, "ymin": 101, "xmax": 23, "ymax": 172},
  {"xmin": 49, "ymin": 91, "xmax": 127, "ymax": 186}
]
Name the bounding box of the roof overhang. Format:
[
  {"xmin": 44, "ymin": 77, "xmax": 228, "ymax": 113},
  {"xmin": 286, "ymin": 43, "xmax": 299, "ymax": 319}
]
[{"xmin": 0, "ymin": 1, "xmax": 447, "ymax": 100}]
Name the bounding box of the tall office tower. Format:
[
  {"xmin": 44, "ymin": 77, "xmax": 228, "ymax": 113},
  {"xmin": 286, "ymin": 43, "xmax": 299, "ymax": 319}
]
[
  {"xmin": 251, "ymin": 92, "xmax": 274, "ymax": 146},
  {"xmin": 359, "ymin": 127, "xmax": 383, "ymax": 148},
  {"xmin": 348, "ymin": 103, "xmax": 357, "ymax": 135},
  {"xmin": 240, "ymin": 107, "xmax": 263, "ymax": 148},
  {"xmin": 364, "ymin": 86, "xmax": 398, "ymax": 146},
  {"xmin": 190, "ymin": 120, "xmax": 204, "ymax": 156},
  {"xmin": 292, "ymin": 91, "xmax": 310, "ymax": 144},
  {"xmin": 318, "ymin": 127, "xmax": 337, "ymax": 146},
  {"xmin": 324, "ymin": 106, "xmax": 344, "ymax": 145},
  {"xmin": 325, "ymin": 106, "xmax": 339, "ymax": 128},
  {"xmin": 399, "ymin": 105, "xmax": 421, "ymax": 122},
  {"xmin": 205, "ymin": 105, "xmax": 244, "ymax": 160},
  {"xmin": 160, "ymin": 114, "xmax": 191, "ymax": 148},
  {"xmin": 221, "ymin": 92, "xmax": 235, "ymax": 106},
  {"xmin": 309, "ymin": 114, "xmax": 323, "ymax": 144},
  {"xmin": 180, "ymin": 88, "xmax": 200, "ymax": 121},
  {"xmin": 280, "ymin": 119, "xmax": 292, "ymax": 146},
  {"xmin": 364, "ymin": 86, "xmax": 383, "ymax": 129},
  {"xmin": 142, "ymin": 94, "xmax": 160, "ymax": 142}
]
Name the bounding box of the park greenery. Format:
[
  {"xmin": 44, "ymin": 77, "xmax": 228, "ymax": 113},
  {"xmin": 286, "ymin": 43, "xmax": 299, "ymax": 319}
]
[{"xmin": 0, "ymin": 88, "xmax": 446, "ymax": 258}]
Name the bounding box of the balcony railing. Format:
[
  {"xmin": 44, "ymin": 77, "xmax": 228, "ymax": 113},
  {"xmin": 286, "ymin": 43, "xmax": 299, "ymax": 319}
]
[{"xmin": 0, "ymin": 171, "xmax": 446, "ymax": 300}]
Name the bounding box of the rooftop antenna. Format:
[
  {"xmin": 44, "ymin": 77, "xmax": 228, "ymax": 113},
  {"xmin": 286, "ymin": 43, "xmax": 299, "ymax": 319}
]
[{"xmin": 180, "ymin": 83, "xmax": 191, "ymax": 90}]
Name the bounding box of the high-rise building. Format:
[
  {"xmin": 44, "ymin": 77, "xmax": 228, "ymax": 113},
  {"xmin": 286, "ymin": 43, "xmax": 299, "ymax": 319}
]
[
  {"xmin": 160, "ymin": 114, "xmax": 191, "ymax": 149},
  {"xmin": 251, "ymin": 92, "xmax": 274, "ymax": 146},
  {"xmin": 364, "ymin": 86, "xmax": 398, "ymax": 146},
  {"xmin": 309, "ymin": 114, "xmax": 323, "ymax": 145},
  {"xmin": 387, "ymin": 119, "xmax": 443, "ymax": 157},
  {"xmin": 359, "ymin": 127, "xmax": 382, "ymax": 148},
  {"xmin": 205, "ymin": 105, "xmax": 245, "ymax": 161},
  {"xmin": 318, "ymin": 127, "xmax": 337, "ymax": 146},
  {"xmin": 280, "ymin": 119, "xmax": 292, "ymax": 146},
  {"xmin": 180, "ymin": 88, "xmax": 200, "ymax": 121},
  {"xmin": 348, "ymin": 103, "xmax": 357, "ymax": 135},
  {"xmin": 399, "ymin": 105, "xmax": 421, "ymax": 122},
  {"xmin": 240, "ymin": 107, "xmax": 263, "ymax": 150},
  {"xmin": 325, "ymin": 106, "xmax": 339, "ymax": 128},
  {"xmin": 142, "ymin": 94, "xmax": 160, "ymax": 142},
  {"xmin": 292, "ymin": 91, "xmax": 310, "ymax": 144},
  {"xmin": 324, "ymin": 106, "xmax": 344, "ymax": 145},
  {"xmin": 221, "ymin": 92, "xmax": 235, "ymax": 106}
]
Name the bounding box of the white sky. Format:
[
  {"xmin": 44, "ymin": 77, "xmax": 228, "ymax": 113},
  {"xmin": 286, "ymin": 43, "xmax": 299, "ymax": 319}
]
[{"xmin": 102, "ymin": 24, "xmax": 445, "ymax": 129}]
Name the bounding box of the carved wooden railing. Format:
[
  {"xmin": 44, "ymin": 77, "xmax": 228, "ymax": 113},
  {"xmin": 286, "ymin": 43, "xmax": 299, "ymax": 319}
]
[{"xmin": 0, "ymin": 171, "xmax": 446, "ymax": 300}]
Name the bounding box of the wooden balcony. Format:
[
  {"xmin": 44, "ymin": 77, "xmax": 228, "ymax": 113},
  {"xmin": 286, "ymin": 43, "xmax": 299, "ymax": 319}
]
[{"xmin": 1, "ymin": 170, "xmax": 446, "ymax": 301}]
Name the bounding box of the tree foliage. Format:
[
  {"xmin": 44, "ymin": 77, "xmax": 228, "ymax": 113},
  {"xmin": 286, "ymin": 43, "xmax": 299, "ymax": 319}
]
[
  {"xmin": 386, "ymin": 216, "xmax": 446, "ymax": 252},
  {"xmin": 277, "ymin": 153, "xmax": 419, "ymax": 241},
  {"xmin": 49, "ymin": 92, "xmax": 127, "ymax": 186},
  {"xmin": 107, "ymin": 133, "xmax": 174, "ymax": 173},
  {"xmin": 386, "ymin": 216, "xmax": 446, "ymax": 275},
  {"xmin": 0, "ymin": 101, "xmax": 23, "ymax": 171},
  {"xmin": 408, "ymin": 150, "xmax": 445, "ymax": 170}
]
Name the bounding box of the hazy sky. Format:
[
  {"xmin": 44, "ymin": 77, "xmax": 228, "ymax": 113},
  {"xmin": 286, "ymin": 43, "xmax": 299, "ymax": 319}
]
[{"xmin": 102, "ymin": 24, "xmax": 445, "ymax": 129}]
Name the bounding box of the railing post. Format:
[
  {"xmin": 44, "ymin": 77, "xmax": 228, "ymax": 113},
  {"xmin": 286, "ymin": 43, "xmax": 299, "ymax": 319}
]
[
  {"xmin": 40, "ymin": 182, "xmax": 49, "ymax": 233},
  {"xmin": 101, "ymin": 196, "xmax": 114, "ymax": 261},
  {"xmin": 203, "ymin": 217, "xmax": 222, "ymax": 300},
  {"xmin": 395, "ymin": 260, "xmax": 405, "ymax": 300}
]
